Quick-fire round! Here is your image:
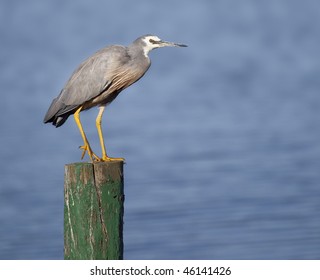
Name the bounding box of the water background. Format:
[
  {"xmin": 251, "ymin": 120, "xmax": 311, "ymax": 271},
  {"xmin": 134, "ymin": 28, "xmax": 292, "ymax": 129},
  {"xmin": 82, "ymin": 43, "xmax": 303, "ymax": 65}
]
[{"xmin": 0, "ymin": 0, "xmax": 319, "ymax": 259}]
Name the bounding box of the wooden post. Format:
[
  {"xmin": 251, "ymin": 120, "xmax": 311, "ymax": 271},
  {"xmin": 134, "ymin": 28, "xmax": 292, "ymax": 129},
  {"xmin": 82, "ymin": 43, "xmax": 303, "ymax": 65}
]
[{"xmin": 64, "ymin": 161, "xmax": 124, "ymax": 260}]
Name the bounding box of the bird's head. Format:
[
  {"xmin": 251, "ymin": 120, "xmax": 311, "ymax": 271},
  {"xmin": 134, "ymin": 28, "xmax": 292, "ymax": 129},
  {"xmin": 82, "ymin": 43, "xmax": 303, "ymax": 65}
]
[{"xmin": 134, "ymin": 34, "xmax": 187, "ymax": 56}]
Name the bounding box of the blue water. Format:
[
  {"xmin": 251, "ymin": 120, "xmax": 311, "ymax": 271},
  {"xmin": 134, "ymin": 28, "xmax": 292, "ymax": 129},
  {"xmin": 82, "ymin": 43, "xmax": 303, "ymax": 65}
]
[{"xmin": 0, "ymin": 0, "xmax": 319, "ymax": 259}]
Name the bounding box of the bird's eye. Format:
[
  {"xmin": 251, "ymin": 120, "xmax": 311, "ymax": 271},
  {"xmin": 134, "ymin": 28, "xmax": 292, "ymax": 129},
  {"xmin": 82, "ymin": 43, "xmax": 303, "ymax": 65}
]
[{"xmin": 149, "ymin": 39, "xmax": 158, "ymax": 44}]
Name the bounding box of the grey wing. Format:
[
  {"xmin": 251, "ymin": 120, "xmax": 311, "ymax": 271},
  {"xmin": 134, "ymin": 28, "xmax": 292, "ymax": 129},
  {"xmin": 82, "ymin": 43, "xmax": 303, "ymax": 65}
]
[{"xmin": 43, "ymin": 45, "xmax": 128, "ymax": 126}]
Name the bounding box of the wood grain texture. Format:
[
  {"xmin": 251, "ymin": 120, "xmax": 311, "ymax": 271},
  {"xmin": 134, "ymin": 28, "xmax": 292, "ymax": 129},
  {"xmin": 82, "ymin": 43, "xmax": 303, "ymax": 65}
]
[{"xmin": 64, "ymin": 161, "xmax": 124, "ymax": 260}]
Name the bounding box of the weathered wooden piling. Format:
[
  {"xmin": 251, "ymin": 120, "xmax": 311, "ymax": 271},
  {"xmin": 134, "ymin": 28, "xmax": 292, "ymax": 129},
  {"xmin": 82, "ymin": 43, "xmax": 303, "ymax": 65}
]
[{"xmin": 64, "ymin": 161, "xmax": 124, "ymax": 260}]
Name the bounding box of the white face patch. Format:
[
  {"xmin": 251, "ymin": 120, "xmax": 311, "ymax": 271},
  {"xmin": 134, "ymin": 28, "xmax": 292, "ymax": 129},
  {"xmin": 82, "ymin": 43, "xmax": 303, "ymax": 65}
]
[{"xmin": 142, "ymin": 35, "xmax": 162, "ymax": 57}]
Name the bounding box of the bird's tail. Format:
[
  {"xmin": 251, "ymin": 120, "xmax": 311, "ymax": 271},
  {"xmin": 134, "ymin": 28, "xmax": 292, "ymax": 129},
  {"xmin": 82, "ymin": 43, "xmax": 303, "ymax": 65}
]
[{"xmin": 43, "ymin": 97, "xmax": 77, "ymax": 127}]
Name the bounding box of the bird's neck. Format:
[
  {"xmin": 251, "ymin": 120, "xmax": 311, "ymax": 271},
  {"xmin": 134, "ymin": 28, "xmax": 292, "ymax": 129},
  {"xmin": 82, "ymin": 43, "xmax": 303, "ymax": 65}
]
[{"xmin": 128, "ymin": 44, "xmax": 151, "ymax": 59}]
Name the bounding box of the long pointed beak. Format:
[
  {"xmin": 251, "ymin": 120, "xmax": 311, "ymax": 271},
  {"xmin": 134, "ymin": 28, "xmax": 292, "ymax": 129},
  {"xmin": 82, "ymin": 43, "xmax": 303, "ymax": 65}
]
[{"xmin": 159, "ymin": 40, "xmax": 188, "ymax": 48}]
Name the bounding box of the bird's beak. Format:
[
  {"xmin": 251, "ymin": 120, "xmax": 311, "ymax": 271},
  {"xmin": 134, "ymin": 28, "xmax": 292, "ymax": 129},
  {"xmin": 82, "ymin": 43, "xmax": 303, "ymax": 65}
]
[{"xmin": 159, "ymin": 40, "xmax": 188, "ymax": 48}]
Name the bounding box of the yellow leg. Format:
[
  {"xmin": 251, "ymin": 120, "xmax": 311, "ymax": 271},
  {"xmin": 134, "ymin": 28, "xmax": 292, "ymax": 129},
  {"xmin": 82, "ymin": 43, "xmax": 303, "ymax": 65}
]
[
  {"xmin": 96, "ymin": 106, "xmax": 125, "ymax": 162},
  {"xmin": 74, "ymin": 106, "xmax": 100, "ymax": 162}
]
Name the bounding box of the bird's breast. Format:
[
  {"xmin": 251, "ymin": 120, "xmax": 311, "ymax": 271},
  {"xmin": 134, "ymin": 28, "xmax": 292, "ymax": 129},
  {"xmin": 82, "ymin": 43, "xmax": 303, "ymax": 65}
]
[{"xmin": 90, "ymin": 63, "xmax": 149, "ymax": 107}]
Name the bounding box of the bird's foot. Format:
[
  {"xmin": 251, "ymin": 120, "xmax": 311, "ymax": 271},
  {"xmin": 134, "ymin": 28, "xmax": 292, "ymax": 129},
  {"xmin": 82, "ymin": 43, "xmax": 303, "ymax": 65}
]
[
  {"xmin": 79, "ymin": 144, "xmax": 100, "ymax": 162},
  {"xmin": 101, "ymin": 154, "xmax": 126, "ymax": 163}
]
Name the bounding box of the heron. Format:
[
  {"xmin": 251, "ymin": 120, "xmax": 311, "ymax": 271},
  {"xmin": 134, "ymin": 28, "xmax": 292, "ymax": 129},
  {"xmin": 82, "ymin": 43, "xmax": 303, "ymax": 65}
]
[{"xmin": 44, "ymin": 34, "xmax": 187, "ymax": 162}]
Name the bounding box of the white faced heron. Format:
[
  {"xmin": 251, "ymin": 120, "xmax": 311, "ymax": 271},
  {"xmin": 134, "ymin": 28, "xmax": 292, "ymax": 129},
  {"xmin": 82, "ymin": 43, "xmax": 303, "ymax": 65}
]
[{"xmin": 44, "ymin": 34, "xmax": 187, "ymax": 162}]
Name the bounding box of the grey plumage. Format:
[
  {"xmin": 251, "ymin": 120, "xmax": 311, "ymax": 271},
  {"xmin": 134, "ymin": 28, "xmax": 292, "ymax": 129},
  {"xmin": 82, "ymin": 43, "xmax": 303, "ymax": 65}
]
[
  {"xmin": 44, "ymin": 43, "xmax": 149, "ymax": 127},
  {"xmin": 43, "ymin": 34, "xmax": 187, "ymax": 161}
]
